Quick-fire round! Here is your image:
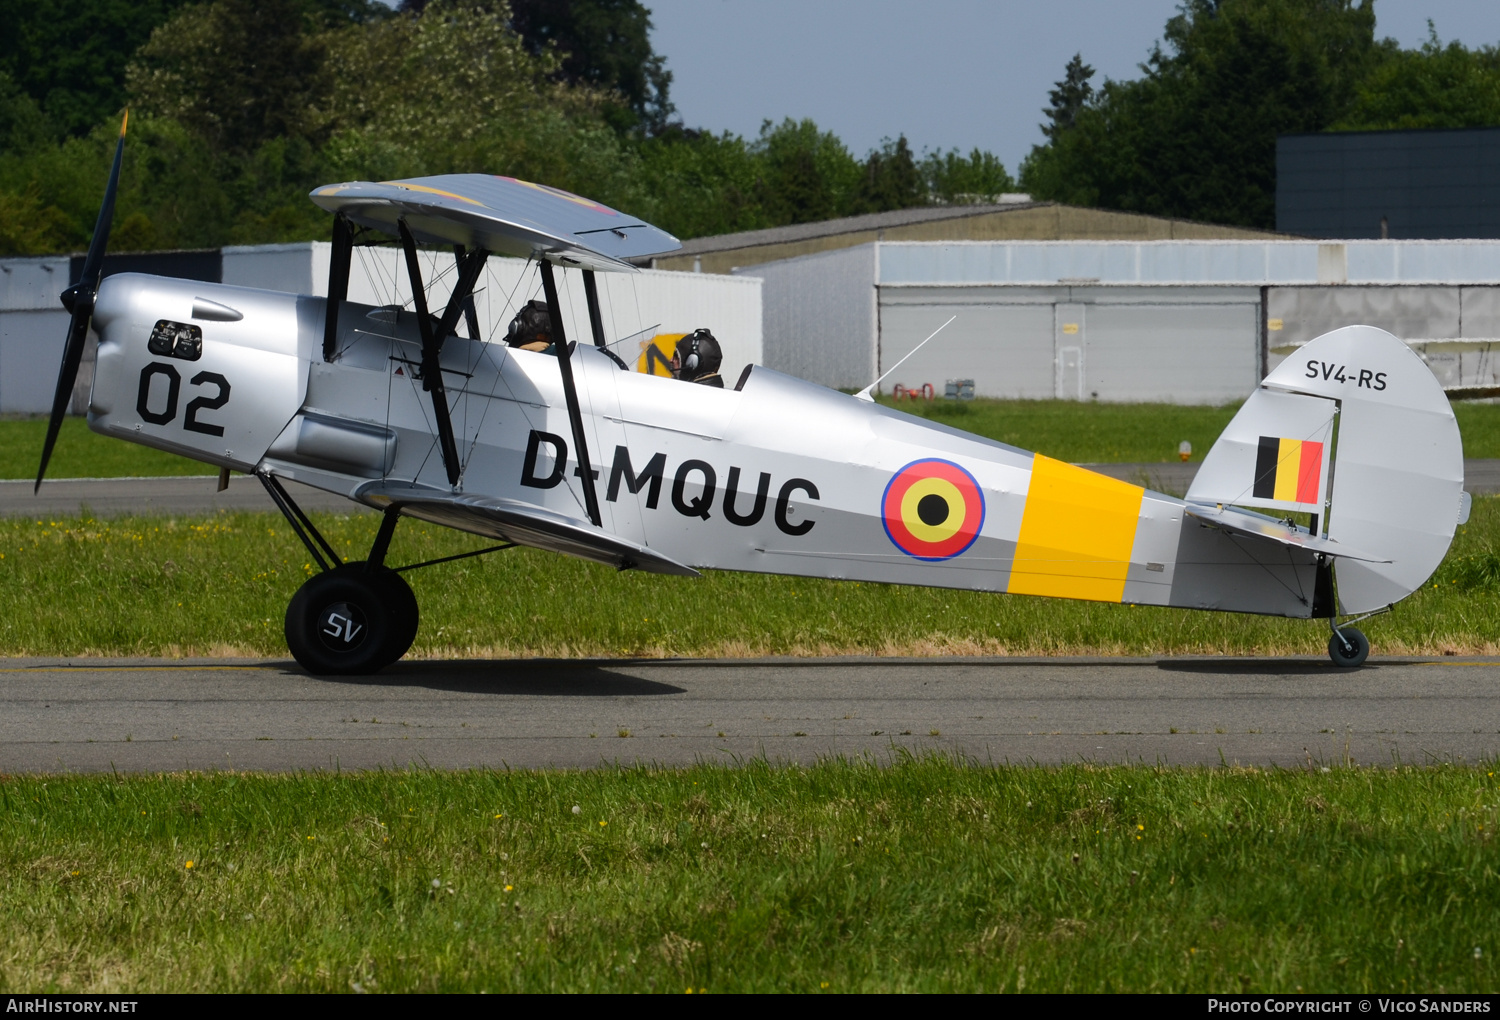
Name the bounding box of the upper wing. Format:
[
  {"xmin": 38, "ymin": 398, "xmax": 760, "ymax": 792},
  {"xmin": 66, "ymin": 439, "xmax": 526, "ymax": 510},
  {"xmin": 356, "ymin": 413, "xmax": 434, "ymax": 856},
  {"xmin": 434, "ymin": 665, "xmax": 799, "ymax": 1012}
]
[
  {"xmin": 309, "ymin": 174, "xmax": 681, "ymax": 272},
  {"xmin": 357, "ymin": 483, "xmax": 700, "ymax": 577}
]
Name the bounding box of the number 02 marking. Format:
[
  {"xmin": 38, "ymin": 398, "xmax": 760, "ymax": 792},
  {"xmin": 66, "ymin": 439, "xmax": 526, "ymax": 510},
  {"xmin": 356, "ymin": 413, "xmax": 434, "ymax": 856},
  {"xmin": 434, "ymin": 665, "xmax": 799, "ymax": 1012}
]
[{"xmin": 137, "ymin": 363, "xmax": 231, "ymax": 435}]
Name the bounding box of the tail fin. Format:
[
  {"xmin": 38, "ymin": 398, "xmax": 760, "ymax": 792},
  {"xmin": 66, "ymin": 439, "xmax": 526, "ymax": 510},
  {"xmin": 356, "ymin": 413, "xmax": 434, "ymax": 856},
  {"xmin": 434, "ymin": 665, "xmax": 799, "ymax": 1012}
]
[{"xmin": 1187, "ymin": 325, "xmax": 1464, "ymax": 614}]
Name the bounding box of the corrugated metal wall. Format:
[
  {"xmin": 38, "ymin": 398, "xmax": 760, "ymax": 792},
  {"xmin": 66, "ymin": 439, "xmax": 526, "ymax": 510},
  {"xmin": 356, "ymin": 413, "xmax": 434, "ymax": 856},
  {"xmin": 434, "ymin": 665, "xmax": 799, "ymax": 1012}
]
[
  {"xmin": 735, "ymin": 246, "xmax": 876, "ymax": 390},
  {"xmin": 880, "ymin": 285, "xmax": 1260, "ymax": 403},
  {"xmin": 0, "ymin": 258, "xmax": 73, "ymax": 414},
  {"xmin": 1269, "ymin": 285, "xmax": 1500, "ymax": 388},
  {"xmin": 748, "ymin": 240, "xmax": 1500, "ymax": 403}
]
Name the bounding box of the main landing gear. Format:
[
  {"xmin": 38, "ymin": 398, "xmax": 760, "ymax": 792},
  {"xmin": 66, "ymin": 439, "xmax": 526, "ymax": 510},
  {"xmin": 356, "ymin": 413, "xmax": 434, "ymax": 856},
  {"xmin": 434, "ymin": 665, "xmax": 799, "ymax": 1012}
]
[{"xmin": 259, "ymin": 474, "xmax": 510, "ymax": 676}]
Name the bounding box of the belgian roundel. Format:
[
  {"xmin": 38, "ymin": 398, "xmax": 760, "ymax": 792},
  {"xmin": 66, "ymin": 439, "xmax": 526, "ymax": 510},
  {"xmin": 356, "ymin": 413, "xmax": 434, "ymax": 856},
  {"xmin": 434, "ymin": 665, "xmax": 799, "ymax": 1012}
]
[{"xmin": 882, "ymin": 459, "xmax": 985, "ymax": 561}]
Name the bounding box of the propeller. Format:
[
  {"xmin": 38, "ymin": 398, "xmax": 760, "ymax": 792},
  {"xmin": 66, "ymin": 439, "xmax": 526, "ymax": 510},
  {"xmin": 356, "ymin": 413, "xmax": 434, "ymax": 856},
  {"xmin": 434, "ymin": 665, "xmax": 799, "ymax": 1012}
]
[{"xmin": 35, "ymin": 111, "xmax": 128, "ymax": 493}]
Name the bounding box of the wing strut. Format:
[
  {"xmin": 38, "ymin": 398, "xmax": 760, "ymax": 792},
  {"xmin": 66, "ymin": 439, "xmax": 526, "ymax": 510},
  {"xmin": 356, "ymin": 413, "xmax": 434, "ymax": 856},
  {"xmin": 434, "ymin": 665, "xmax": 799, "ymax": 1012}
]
[
  {"xmin": 454, "ymin": 245, "xmax": 484, "ymax": 341},
  {"xmin": 539, "ymin": 259, "xmax": 602, "ymax": 527},
  {"xmin": 397, "ymin": 220, "xmax": 488, "ymax": 487},
  {"xmin": 322, "ymin": 213, "xmax": 353, "ymax": 361},
  {"xmin": 582, "ymin": 269, "xmax": 608, "ymax": 347}
]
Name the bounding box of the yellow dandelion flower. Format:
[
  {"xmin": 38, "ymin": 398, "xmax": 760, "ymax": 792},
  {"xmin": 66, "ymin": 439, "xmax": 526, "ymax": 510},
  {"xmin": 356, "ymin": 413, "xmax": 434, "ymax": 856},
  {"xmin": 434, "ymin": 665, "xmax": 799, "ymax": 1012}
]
[
  {"xmin": 599, "ymin": 820, "xmax": 607, "ymax": 827},
  {"xmin": 505, "ymin": 884, "xmax": 513, "ymax": 892},
  {"xmin": 184, "ymin": 861, "xmax": 194, "ymax": 869}
]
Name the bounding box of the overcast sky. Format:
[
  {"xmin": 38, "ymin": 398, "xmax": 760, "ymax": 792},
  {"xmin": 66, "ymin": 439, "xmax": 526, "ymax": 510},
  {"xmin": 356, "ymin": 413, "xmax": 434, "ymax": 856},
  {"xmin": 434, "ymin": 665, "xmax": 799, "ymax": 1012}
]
[{"xmin": 647, "ymin": 0, "xmax": 1500, "ymax": 175}]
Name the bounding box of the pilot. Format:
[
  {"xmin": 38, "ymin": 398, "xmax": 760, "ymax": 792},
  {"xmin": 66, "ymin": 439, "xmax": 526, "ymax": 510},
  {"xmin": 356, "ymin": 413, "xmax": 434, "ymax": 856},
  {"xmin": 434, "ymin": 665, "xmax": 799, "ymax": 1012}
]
[
  {"xmin": 672, "ymin": 329, "xmax": 724, "ymax": 388},
  {"xmin": 505, "ymin": 299, "xmax": 552, "ymax": 352}
]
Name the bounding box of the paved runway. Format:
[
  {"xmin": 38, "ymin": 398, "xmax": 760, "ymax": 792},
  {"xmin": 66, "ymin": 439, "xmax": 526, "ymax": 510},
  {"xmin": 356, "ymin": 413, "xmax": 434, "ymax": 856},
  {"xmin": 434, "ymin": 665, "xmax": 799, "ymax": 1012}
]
[
  {"xmin": 4, "ymin": 475, "xmax": 364, "ymax": 517},
  {"xmin": 1, "ymin": 656, "xmax": 1496, "ymax": 773},
  {"xmin": 8, "ymin": 460, "xmax": 1500, "ymax": 515}
]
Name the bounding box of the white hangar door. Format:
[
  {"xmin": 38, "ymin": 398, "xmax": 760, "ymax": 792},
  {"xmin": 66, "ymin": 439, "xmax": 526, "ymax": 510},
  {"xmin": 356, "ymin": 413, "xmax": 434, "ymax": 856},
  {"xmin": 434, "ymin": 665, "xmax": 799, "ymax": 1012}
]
[
  {"xmin": 877, "ymin": 290, "xmax": 1055, "ymax": 399},
  {"xmin": 1082, "ymin": 299, "xmax": 1260, "ymax": 404},
  {"xmin": 1054, "ymin": 303, "xmax": 1085, "ymax": 400}
]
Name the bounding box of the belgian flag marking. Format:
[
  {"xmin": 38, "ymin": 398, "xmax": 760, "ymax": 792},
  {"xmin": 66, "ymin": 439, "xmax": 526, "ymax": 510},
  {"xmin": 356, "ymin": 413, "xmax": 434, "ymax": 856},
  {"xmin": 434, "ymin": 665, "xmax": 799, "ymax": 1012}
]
[
  {"xmin": 1253, "ymin": 436, "xmax": 1324, "ymax": 504},
  {"xmin": 882, "ymin": 459, "xmax": 985, "ymax": 561}
]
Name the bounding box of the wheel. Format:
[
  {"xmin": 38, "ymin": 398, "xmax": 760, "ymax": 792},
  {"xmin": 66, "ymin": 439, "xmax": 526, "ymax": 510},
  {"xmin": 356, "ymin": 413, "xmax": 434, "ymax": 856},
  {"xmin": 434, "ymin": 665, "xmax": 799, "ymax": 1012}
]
[
  {"xmin": 1327, "ymin": 626, "xmax": 1370, "ymax": 668},
  {"xmin": 373, "ymin": 569, "xmax": 418, "ymax": 665},
  {"xmin": 285, "ymin": 568, "xmax": 399, "ymax": 675}
]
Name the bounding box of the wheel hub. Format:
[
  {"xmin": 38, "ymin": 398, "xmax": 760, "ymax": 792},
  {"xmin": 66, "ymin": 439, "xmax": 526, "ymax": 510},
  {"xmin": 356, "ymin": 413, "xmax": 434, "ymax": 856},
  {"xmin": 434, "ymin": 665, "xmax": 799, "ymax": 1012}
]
[{"xmin": 316, "ymin": 601, "xmax": 368, "ymax": 651}]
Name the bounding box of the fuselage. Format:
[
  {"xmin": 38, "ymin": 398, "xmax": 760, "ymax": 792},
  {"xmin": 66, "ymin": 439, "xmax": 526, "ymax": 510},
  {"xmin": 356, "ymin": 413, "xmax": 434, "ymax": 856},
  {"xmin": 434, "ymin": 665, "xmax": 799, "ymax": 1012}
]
[{"xmin": 87, "ymin": 272, "xmax": 1324, "ymax": 619}]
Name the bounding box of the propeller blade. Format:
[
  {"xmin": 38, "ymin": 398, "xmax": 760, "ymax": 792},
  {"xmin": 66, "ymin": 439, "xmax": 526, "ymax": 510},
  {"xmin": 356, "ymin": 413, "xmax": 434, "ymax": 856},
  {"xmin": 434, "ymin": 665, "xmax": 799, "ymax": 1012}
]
[
  {"xmin": 37, "ymin": 111, "xmax": 128, "ymax": 493},
  {"xmin": 34, "ymin": 309, "xmax": 91, "ymax": 492},
  {"xmin": 75, "ymin": 110, "xmax": 127, "ymax": 295}
]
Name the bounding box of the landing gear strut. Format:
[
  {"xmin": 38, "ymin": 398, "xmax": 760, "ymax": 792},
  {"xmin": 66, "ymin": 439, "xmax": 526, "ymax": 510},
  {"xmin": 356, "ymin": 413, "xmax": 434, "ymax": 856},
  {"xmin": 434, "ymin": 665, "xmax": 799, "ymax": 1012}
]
[{"xmin": 259, "ymin": 474, "xmax": 510, "ymax": 675}]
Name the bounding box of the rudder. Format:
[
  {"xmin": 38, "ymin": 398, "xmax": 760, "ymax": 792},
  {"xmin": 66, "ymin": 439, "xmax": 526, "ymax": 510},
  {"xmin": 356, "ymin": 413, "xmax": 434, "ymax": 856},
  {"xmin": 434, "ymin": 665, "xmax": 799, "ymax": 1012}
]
[{"xmin": 1187, "ymin": 325, "xmax": 1464, "ymax": 614}]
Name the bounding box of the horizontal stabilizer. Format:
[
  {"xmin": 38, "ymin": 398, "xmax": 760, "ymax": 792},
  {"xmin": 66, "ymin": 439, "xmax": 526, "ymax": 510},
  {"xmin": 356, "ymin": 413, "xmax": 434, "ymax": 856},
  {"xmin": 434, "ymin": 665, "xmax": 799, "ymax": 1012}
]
[
  {"xmin": 310, "ymin": 175, "xmax": 681, "ymax": 272},
  {"xmin": 1184, "ymin": 504, "xmax": 1390, "ymax": 563},
  {"xmin": 357, "ymin": 484, "xmax": 700, "ymax": 577}
]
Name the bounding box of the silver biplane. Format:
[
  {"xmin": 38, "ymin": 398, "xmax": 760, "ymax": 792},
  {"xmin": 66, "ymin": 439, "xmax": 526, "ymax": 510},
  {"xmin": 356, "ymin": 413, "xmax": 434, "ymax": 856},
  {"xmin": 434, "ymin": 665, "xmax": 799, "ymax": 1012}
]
[{"xmin": 37, "ymin": 122, "xmax": 1469, "ymax": 673}]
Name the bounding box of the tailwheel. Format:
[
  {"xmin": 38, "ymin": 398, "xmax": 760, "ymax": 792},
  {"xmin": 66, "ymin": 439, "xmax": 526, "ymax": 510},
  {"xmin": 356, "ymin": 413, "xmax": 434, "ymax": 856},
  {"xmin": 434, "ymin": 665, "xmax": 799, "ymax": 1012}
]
[
  {"xmin": 1327, "ymin": 626, "xmax": 1370, "ymax": 668},
  {"xmin": 285, "ymin": 564, "xmax": 416, "ymax": 675}
]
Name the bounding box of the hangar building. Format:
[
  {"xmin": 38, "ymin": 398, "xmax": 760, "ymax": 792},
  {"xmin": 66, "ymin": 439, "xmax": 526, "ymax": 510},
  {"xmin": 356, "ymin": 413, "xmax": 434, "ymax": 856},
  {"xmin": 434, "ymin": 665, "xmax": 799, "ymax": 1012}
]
[
  {"xmin": 736, "ymin": 239, "xmax": 1500, "ymax": 403},
  {"xmin": 648, "ymin": 198, "xmax": 1281, "ymax": 275}
]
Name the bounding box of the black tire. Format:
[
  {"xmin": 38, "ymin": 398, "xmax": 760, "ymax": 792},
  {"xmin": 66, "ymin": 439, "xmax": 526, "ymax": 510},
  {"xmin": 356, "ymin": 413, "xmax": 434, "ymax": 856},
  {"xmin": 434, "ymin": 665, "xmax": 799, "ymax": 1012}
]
[
  {"xmin": 373, "ymin": 569, "xmax": 418, "ymax": 666},
  {"xmin": 1328, "ymin": 626, "xmax": 1370, "ymax": 668},
  {"xmin": 285, "ymin": 568, "xmax": 397, "ymax": 676}
]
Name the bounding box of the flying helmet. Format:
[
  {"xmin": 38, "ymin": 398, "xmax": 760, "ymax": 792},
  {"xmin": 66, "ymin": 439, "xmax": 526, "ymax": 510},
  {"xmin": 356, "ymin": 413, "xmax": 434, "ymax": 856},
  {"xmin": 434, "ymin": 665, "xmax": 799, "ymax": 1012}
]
[{"xmin": 674, "ymin": 329, "xmax": 722, "ymax": 381}]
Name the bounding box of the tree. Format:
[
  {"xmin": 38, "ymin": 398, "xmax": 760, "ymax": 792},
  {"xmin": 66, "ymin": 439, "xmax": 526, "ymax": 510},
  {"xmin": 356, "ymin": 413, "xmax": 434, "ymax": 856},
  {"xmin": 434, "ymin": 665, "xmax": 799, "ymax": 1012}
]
[
  {"xmin": 0, "ymin": 0, "xmax": 199, "ymax": 137},
  {"xmin": 0, "ymin": 71, "xmax": 58, "ymax": 157},
  {"xmin": 921, "ymin": 148, "xmax": 1015, "ymax": 204},
  {"xmin": 508, "ymin": 0, "xmax": 674, "ymax": 134},
  {"xmin": 750, "ymin": 118, "xmax": 861, "ymax": 225},
  {"xmin": 126, "ymin": 0, "xmax": 334, "ymax": 156},
  {"xmin": 1042, "ymin": 54, "xmax": 1094, "ymax": 141},
  {"xmin": 0, "ymin": 0, "xmax": 381, "ymax": 139},
  {"xmin": 1337, "ymin": 28, "xmax": 1500, "ymax": 130},
  {"xmin": 632, "ymin": 127, "xmax": 765, "ymax": 238},
  {"xmin": 1021, "ymin": 0, "xmax": 1384, "ymax": 229},
  {"xmin": 851, "ymin": 135, "xmax": 925, "ymax": 214}
]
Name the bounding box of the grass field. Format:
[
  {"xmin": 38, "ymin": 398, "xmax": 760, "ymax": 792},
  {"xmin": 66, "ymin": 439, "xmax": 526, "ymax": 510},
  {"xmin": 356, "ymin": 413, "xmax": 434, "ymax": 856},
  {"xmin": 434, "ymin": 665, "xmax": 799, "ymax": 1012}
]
[
  {"xmin": 0, "ymin": 418, "xmax": 206, "ymax": 479},
  {"xmin": 3, "ymin": 410, "xmax": 1497, "ymax": 996},
  {"xmin": 2, "ymin": 759, "xmax": 1497, "ymax": 993},
  {"xmin": 1, "ymin": 495, "xmax": 1498, "ymax": 659},
  {"xmin": 8, "ymin": 399, "xmax": 1500, "ymax": 480}
]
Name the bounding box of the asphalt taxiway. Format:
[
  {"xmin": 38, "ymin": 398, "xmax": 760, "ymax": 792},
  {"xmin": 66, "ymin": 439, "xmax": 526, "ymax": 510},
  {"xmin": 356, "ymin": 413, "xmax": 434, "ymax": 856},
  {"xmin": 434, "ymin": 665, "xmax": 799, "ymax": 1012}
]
[{"xmin": 0, "ymin": 656, "xmax": 1495, "ymax": 772}]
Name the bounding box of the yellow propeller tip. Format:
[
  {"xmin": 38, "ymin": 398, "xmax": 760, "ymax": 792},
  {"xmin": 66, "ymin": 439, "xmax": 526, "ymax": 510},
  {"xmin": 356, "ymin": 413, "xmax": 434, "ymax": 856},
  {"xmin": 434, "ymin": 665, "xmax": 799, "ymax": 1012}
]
[{"xmin": 120, "ymin": 109, "xmax": 129, "ymax": 136}]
